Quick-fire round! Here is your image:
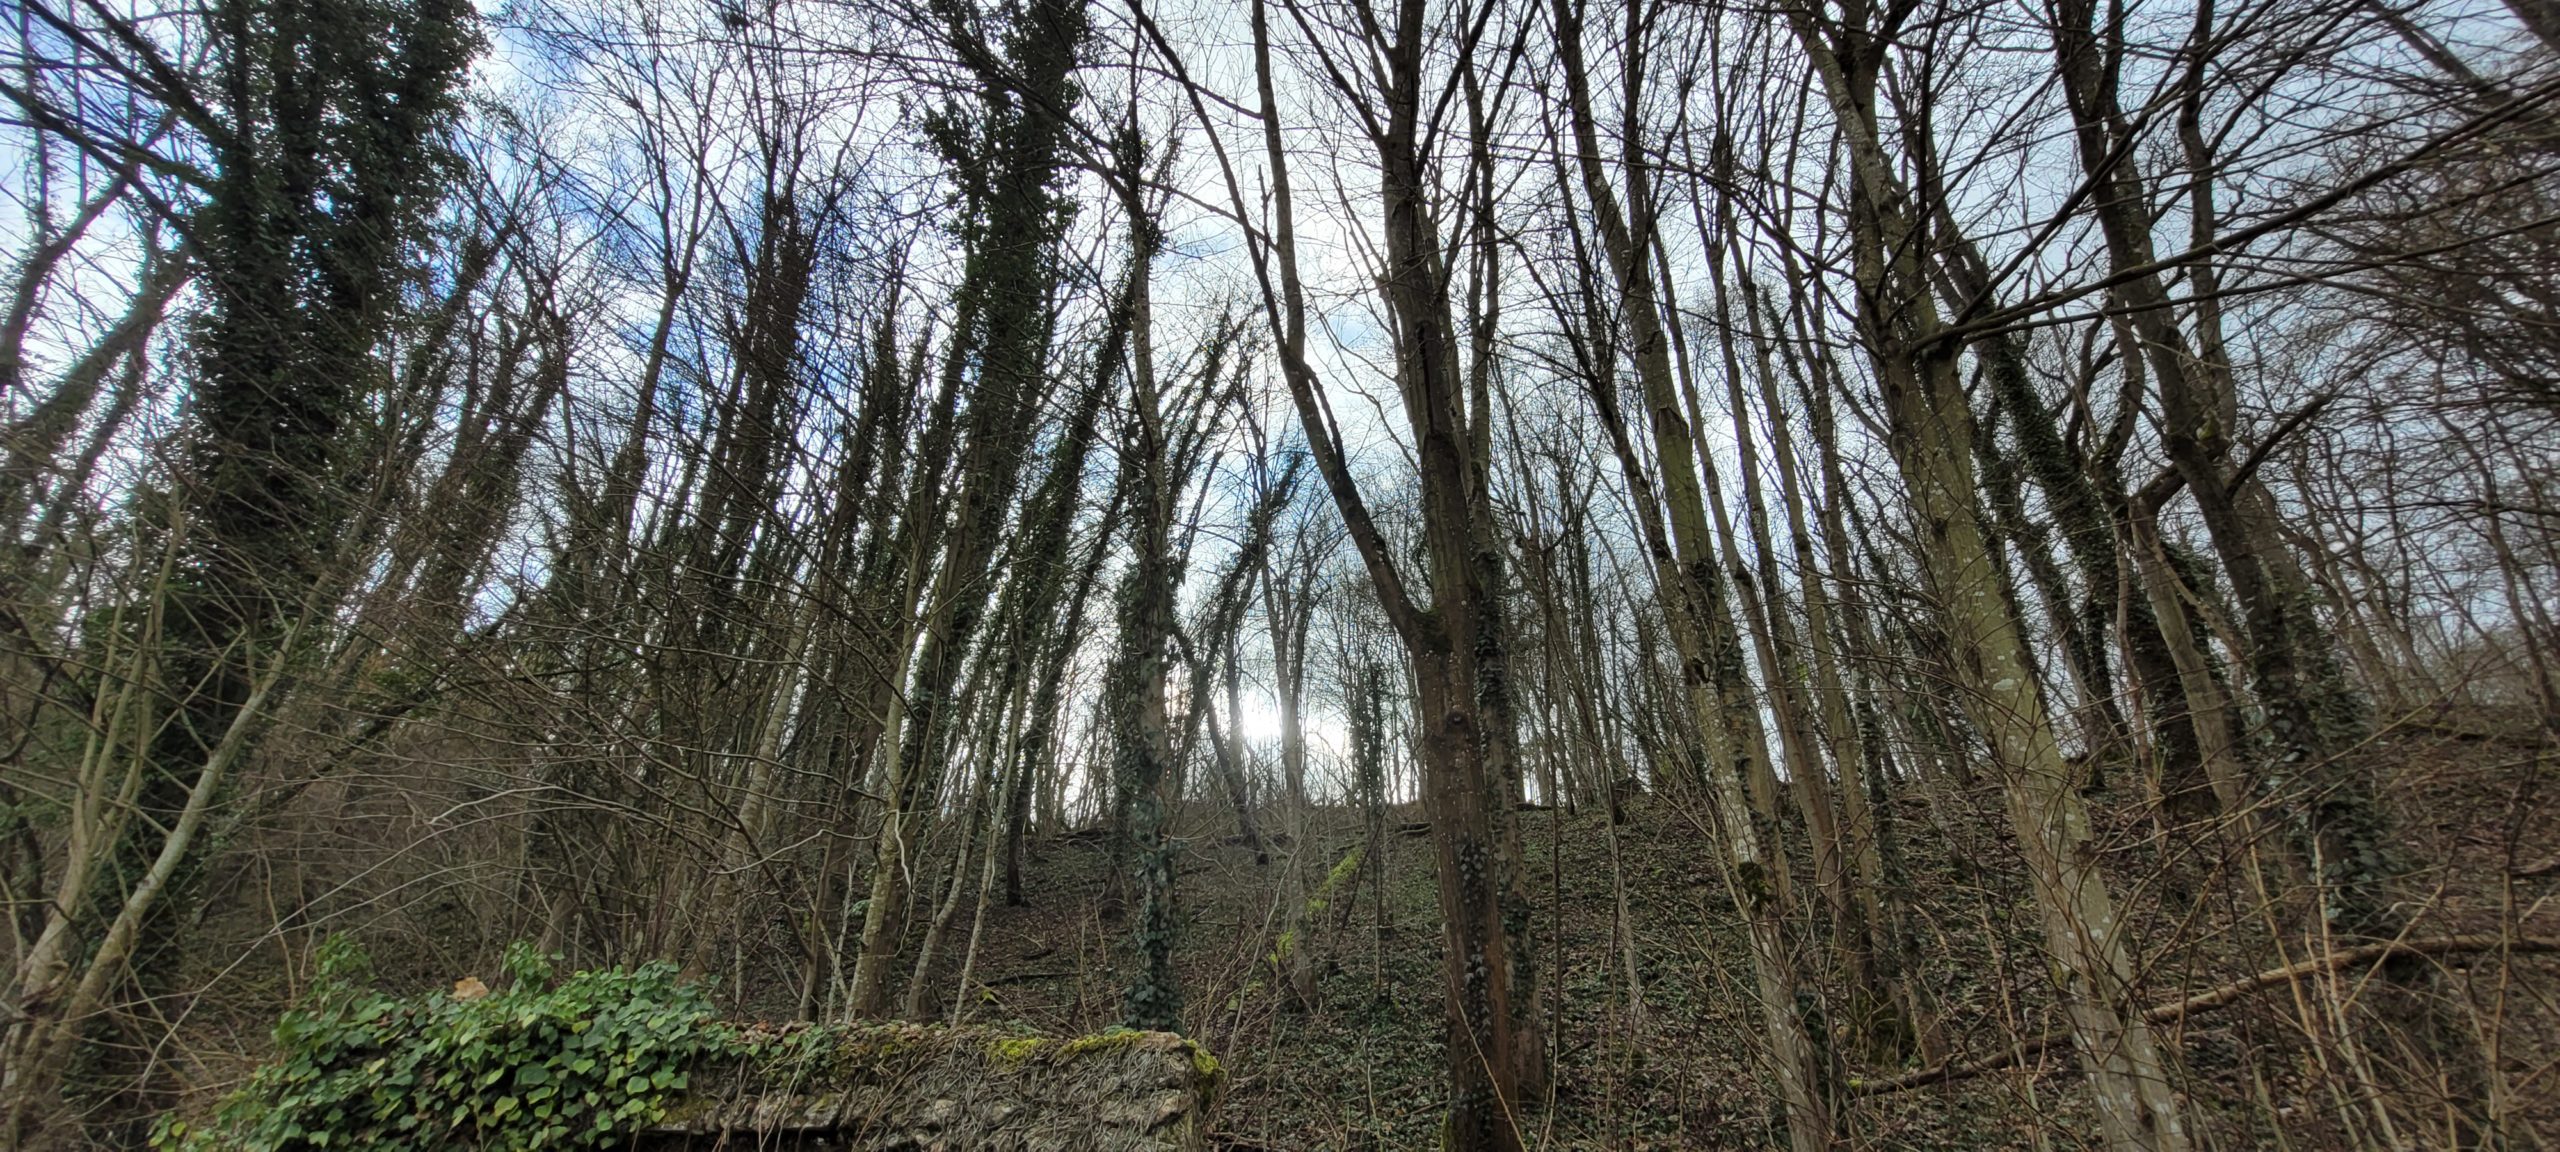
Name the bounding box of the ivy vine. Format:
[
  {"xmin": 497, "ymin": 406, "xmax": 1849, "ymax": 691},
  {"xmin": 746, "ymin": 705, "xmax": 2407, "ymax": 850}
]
[{"xmin": 155, "ymin": 939, "xmax": 724, "ymax": 1151}]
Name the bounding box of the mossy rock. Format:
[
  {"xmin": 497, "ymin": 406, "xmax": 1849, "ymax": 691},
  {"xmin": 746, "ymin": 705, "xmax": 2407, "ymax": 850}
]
[{"xmin": 646, "ymin": 1021, "xmax": 1222, "ymax": 1151}]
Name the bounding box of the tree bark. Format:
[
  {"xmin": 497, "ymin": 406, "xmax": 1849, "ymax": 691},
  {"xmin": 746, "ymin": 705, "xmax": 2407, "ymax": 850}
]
[{"xmin": 1788, "ymin": 8, "xmax": 2191, "ymax": 1147}]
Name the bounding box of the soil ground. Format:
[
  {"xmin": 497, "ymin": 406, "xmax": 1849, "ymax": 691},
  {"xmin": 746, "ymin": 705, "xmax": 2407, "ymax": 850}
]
[{"xmin": 941, "ymin": 719, "xmax": 2558, "ymax": 1149}]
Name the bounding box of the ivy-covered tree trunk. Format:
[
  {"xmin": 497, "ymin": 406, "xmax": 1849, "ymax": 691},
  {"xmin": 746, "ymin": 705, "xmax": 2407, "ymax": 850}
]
[
  {"xmin": 844, "ymin": 0, "xmax": 1086, "ymax": 1018},
  {"xmin": 2046, "ymin": 0, "xmax": 2384, "ymax": 919},
  {"xmin": 0, "ymin": 0, "xmax": 476, "ymax": 1139},
  {"xmin": 1917, "ymin": 189, "xmax": 2203, "ymax": 817},
  {"xmin": 1109, "ymin": 145, "xmax": 1182, "ymax": 1031}
]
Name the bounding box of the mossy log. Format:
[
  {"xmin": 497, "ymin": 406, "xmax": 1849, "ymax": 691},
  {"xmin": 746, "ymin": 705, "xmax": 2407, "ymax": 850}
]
[{"xmin": 642, "ymin": 1023, "xmax": 1222, "ymax": 1151}]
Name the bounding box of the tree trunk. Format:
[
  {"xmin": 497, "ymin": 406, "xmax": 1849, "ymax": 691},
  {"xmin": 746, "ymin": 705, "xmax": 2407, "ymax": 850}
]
[
  {"xmin": 1789, "ymin": 10, "xmax": 2192, "ymax": 1147},
  {"xmin": 1548, "ymin": 6, "xmax": 1835, "ymax": 1143}
]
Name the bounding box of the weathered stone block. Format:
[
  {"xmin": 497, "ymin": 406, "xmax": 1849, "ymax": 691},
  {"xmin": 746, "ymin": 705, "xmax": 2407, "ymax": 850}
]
[{"xmin": 641, "ymin": 1023, "xmax": 1222, "ymax": 1151}]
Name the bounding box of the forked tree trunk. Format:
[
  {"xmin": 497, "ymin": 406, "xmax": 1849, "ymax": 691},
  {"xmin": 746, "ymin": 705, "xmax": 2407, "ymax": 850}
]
[{"xmin": 1230, "ymin": 0, "xmax": 1545, "ymax": 1140}]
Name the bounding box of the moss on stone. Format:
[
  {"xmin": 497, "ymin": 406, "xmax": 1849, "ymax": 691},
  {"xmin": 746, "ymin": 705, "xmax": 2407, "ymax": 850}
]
[
  {"xmin": 1060, "ymin": 1026, "xmax": 1151, "ymax": 1058},
  {"xmin": 1187, "ymin": 1042, "xmax": 1224, "ymax": 1085},
  {"xmin": 986, "ymin": 1035, "xmax": 1048, "ymax": 1065},
  {"xmin": 1320, "ymin": 847, "xmax": 1364, "ymax": 897}
]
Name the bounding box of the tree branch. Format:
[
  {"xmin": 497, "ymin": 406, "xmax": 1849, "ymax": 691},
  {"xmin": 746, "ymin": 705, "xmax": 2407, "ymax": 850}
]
[{"xmin": 1855, "ymin": 936, "xmax": 2560, "ymax": 1095}]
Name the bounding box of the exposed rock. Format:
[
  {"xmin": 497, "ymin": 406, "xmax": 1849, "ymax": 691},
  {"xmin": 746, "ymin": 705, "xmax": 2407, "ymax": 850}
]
[{"xmin": 641, "ymin": 1023, "xmax": 1222, "ymax": 1151}]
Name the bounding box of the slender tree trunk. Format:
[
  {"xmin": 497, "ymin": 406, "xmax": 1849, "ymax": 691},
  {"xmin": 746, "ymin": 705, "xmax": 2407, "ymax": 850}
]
[
  {"xmin": 1234, "ymin": 0, "xmax": 1543, "ymax": 1136},
  {"xmin": 1789, "ymin": 10, "xmax": 2191, "ymax": 1147},
  {"xmin": 2047, "ymin": 0, "xmax": 2388, "ymax": 932},
  {"xmin": 1549, "ymin": 12, "xmax": 1834, "ymax": 1143},
  {"xmin": 1111, "ymin": 174, "xmax": 1183, "ymax": 1032},
  {"xmin": 847, "ymin": 0, "xmax": 1084, "ymax": 1015}
]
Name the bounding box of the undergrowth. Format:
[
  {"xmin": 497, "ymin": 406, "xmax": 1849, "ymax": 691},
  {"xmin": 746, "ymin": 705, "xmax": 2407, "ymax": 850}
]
[{"xmin": 153, "ymin": 939, "xmax": 723, "ymax": 1151}]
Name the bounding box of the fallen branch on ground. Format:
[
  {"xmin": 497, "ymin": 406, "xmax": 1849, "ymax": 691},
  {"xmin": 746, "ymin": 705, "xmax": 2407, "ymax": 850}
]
[{"xmin": 1854, "ymin": 935, "xmax": 2560, "ymax": 1094}]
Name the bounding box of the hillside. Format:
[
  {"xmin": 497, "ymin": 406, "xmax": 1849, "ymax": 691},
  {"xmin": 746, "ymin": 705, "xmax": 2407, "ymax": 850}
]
[{"xmin": 347, "ymin": 714, "xmax": 2547, "ymax": 1149}]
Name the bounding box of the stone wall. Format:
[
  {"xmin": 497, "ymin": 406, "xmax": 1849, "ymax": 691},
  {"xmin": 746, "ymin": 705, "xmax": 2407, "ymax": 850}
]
[{"xmin": 640, "ymin": 1023, "xmax": 1222, "ymax": 1151}]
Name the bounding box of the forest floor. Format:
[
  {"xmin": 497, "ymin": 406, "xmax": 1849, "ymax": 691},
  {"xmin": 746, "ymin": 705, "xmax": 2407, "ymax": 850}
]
[
  {"xmin": 142, "ymin": 712, "xmax": 2560, "ymax": 1149},
  {"xmin": 937, "ymin": 716, "xmax": 2558, "ymax": 1150}
]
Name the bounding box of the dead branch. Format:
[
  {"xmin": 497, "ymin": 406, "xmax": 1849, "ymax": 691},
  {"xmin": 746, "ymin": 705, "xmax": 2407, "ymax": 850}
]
[{"xmin": 1854, "ymin": 936, "xmax": 2560, "ymax": 1094}]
